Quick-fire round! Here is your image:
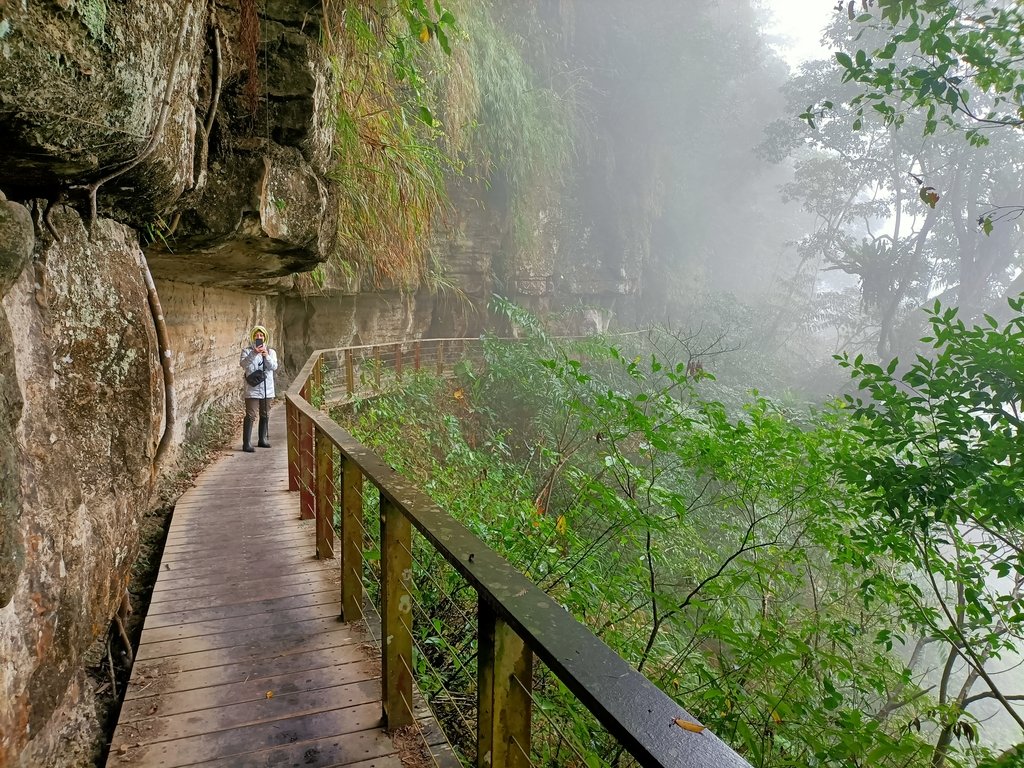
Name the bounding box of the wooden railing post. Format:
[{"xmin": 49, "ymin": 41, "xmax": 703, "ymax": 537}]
[
  {"xmin": 312, "ymin": 352, "xmax": 323, "ymax": 408},
  {"xmin": 345, "ymin": 348, "xmax": 355, "ymax": 398},
  {"xmin": 395, "ymin": 345, "xmax": 403, "ymax": 380},
  {"xmin": 340, "ymin": 455, "xmax": 364, "ymax": 621},
  {"xmin": 436, "ymin": 339, "xmax": 445, "ymax": 376},
  {"xmin": 373, "ymin": 346, "xmax": 381, "ymax": 391},
  {"xmin": 314, "ymin": 431, "xmax": 335, "ymax": 559},
  {"xmin": 478, "ymin": 600, "xmax": 533, "ymax": 768},
  {"xmin": 286, "ymin": 399, "xmax": 299, "ymax": 491},
  {"xmin": 414, "ymin": 340, "xmax": 421, "ymax": 371},
  {"xmin": 381, "ymin": 497, "xmax": 413, "ymax": 728},
  {"xmin": 299, "ymin": 385, "xmax": 315, "ymax": 520}
]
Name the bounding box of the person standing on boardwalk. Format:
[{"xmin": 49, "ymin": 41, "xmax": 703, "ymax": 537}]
[{"xmin": 240, "ymin": 325, "xmax": 278, "ymax": 452}]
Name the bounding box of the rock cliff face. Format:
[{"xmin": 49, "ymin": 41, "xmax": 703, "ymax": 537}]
[
  {"xmin": 0, "ymin": 0, "xmax": 330, "ymax": 760},
  {"xmin": 1, "ymin": 208, "xmax": 162, "ymax": 764},
  {"xmin": 0, "ymin": 0, "xmax": 656, "ymax": 763}
]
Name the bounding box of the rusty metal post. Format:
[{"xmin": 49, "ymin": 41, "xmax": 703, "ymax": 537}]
[
  {"xmin": 380, "ymin": 497, "xmax": 413, "ymax": 728},
  {"xmin": 340, "ymin": 455, "xmax": 364, "ymax": 621},
  {"xmin": 315, "ymin": 431, "xmax": 335, "ymax": 559},
  {"xmin": 478, "ymin": 600, "xmax": 533, "ymax": 768}
]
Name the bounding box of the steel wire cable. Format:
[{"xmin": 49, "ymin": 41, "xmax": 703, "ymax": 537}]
[
  {"xmin": 397, "ymin": 631, "xmax": 476, "ymax": 762},
  {"xmin": 510, "ymin": 735, "xmax": 540, "ymax": 768},
  {"xmin": 396, "ymin": 537, "xmax": 477, "ymax": 630},
  {"xmin": 362, "ymin": 586, "xmax": 470, "ymax": 767},
  {"xmin": 404, "ymin": 588, "xmax": 477, "ymax": 693},
  {"xmin": 511, "ymin": 673, "xmax": 598, "ymax": 767}
]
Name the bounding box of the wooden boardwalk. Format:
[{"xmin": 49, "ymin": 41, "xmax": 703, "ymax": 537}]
[{"xmin": 106, "ymin": 414, "xmax": 432, "ymax": 768}]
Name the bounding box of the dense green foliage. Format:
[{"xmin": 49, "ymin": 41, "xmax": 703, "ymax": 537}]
[
  {"xmin": 825, "ymin": 0, "xmax": 1024, "ymax": 140},
  {"xmin": 342, "ymin": 301, "xmax": 1024, "ymax": 767}
]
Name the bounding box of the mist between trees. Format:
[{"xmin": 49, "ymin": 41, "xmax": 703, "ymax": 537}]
[
  {"xmin": 314, "ymin": 0, "xmax": 1024, "ymax": 763},
  {"xmin": 337, "ymin": 294, "xmax": 1023, "ymax": 768}
]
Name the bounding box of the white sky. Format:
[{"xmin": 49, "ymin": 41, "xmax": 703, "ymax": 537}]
[{"xmin": 764, "ymin": 1, "xmax": 837, "ymax": 68}]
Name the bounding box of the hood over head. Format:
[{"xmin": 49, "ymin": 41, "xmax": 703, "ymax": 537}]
[{"xmin": 250, "ymin": 325, "xmax": 270, "ymax": 345}]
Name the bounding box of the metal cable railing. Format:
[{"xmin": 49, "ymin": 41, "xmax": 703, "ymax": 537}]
[{"xmin": 285, "ymin": 337, "xmax": 752, "ymax": 768}]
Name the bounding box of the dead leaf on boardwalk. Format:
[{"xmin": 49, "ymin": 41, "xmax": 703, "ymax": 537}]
[
  {"xmin": 266, "ymin": 691, "xmax": 273, "ymax": 699},
  {"xmin": 515, "ymin": 588, "xmax": 528, "ymax": 597},
  {"xmin": 674, "ymin": 718, "xmax": 706, "ymax": 733}
]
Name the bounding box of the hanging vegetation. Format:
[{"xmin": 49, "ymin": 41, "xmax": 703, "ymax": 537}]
[{"xmin": 320, "ymin": 0, "xmax": 458, "ymax": 289}]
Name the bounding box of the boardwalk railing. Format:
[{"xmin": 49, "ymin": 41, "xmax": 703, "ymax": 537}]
[
  {"xmin": 285, "ymin": 338, "xmax": 750, "ymax": 768},
  {"xmin": 313, "ymin": 337, "xmax": 483, "ymax": 404}
]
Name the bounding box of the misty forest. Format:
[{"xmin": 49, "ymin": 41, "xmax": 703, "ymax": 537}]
[
  {"xmin": 332, "ymin": 2, "xmax": 1024, "ymax": 766},
  {"xmin": 1, "ymin": 0, "xmax": 1024, "ymax": 767}
]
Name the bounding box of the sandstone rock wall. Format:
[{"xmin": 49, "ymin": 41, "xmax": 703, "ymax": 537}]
[{"xmin": 1, "ymin": 208, "xmax": 162, "ymax": 765}]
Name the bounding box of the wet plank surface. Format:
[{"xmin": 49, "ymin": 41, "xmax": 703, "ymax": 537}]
[{"xmin": 105, "ymin": 414, "xmax": 425, "ymax": 768}]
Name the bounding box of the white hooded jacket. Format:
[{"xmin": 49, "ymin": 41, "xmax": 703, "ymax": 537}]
[{"xmin": 240, "ymin": 326, "xmax": 279, "ymax": 399}]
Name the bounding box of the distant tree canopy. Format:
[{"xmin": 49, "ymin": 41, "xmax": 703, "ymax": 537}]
[
  {"xmin": 828, "ymin": 0, "xmax": 1024, "ymax": 140},
  {"xmin": 828, "ymin": 0, "xmax": 1024, "ymax": 241},
  {"xmin": 764, "ymin": 1, "xmax": 1024, "ymax": 361}
]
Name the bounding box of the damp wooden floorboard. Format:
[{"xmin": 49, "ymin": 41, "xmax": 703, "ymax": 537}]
[{"xmin": 106, "ymin": 415, "xmax": 446, "ymax": 768}]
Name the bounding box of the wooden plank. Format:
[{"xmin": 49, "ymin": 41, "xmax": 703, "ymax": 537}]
[
  {"xmin": 119, "ymin": 677, "xmax": 381, "ymax": 726},
  {"xmin": 478, "ymin": 600, "xmax": 532, "ymax": 768},
  {"xmin": 142, "ymin": 590, "xmax": 338, "ymax": 629},
  {"xmin": 139, "ymin": 601, "xmax": 341, "ymax": 645},
  {"xmin": 160, "ymin": 539, "xmax": 320, "ymax": 562},
  {"xmin": 117, "ymin": 686, "xmax": 381, "ymax": 745},
  {"xmin": 130, "ymin": 626, "xmax": 364, "ymax": 675},
  {"xmin": 126, "ymin": 644, "xmax": 371, "ymax": 701},
  {"xmin": 109, "ymin": 706, "xmax": 393, "ymax": 767},
  {"xmin": 340, "ymin": 456, "xmax": 364, "ymax": 622},
  {"xmin": 380, "ymin": 499, "xmax": 413, "ymax": 728},
  {"xmin": 149, "ymin": 572, "xmax": 332, "ymax": 601},
  {"xmin": 146, "ymin": 571, "xmax": 331, "ymax": 607},
  {"xmin": 145, "ymin": 580, "xmax": 341, "ymax": 618},
  {"xmin": 316, "ymin": 432, "xmax": 336, "ymax": 559},
  {"xmin": 134, "ymin": 616, "xmax": 360, "ymax": 662},
  {"xmin": 152, "ymin": 554, "xmax": 327, "ymax": 585}
]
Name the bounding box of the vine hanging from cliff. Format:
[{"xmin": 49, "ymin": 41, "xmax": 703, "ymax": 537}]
[{"xmin": 445, "ymin": 1, "xmax": 578, "ymax": 262}]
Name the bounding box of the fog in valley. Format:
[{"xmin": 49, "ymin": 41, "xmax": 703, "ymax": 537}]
[
  {"xmin": 555, "ymin": 1, "xmax": 1024, "ymax": 403},
  {"xmin": 492, "ymin": 0, "xmax": 1024, "ymax": 760}
]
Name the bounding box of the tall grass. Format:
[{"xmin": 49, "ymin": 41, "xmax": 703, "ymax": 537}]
[
  {"xmin": 316, "ymin": 1, "xmax": 579, "ymax": 289},
  {"xmin": 321, "ymin": 1, "xmax": 456, "ymax": 289}
]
